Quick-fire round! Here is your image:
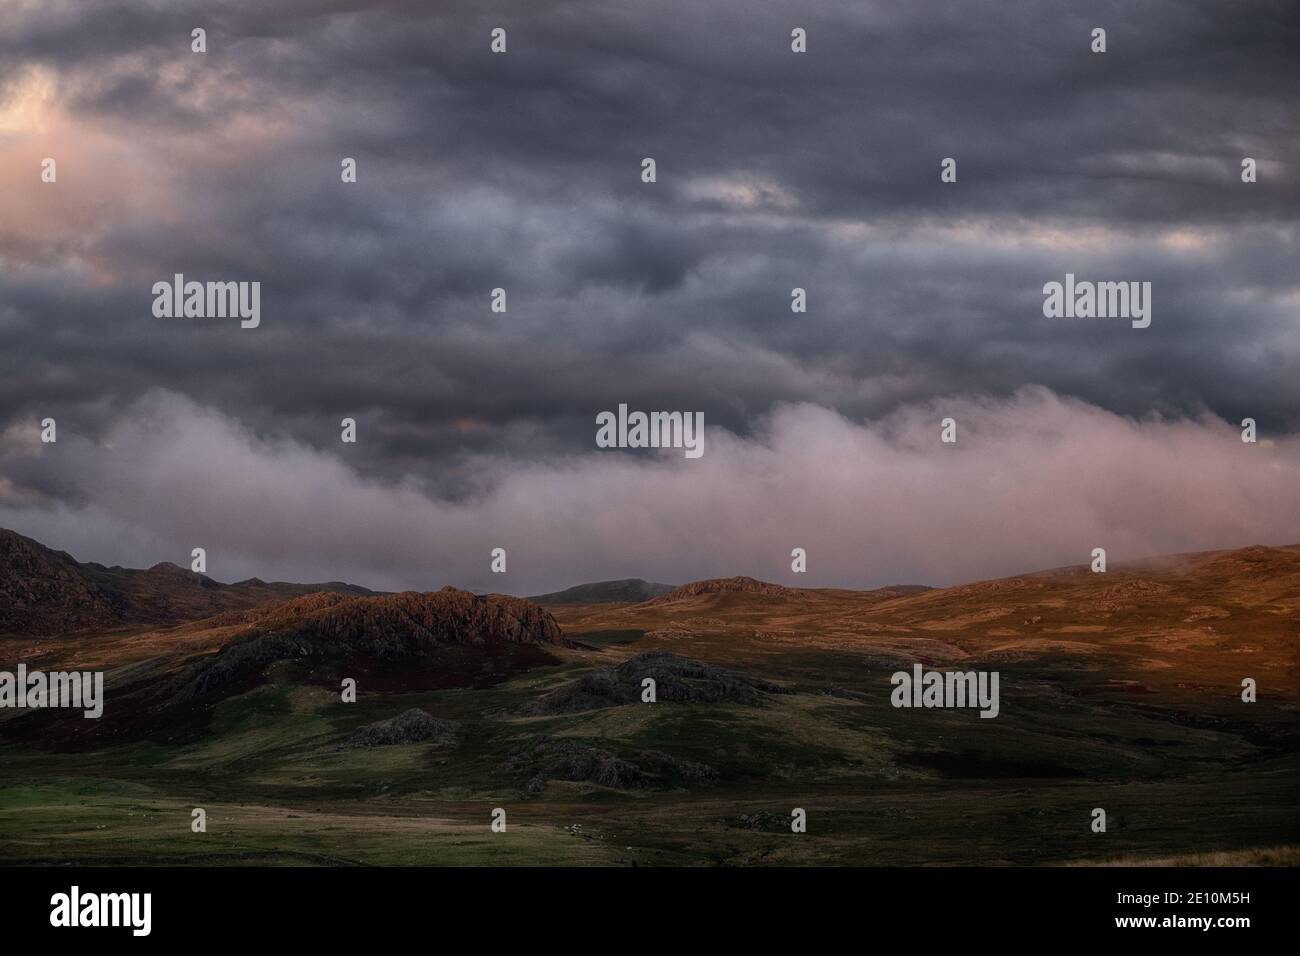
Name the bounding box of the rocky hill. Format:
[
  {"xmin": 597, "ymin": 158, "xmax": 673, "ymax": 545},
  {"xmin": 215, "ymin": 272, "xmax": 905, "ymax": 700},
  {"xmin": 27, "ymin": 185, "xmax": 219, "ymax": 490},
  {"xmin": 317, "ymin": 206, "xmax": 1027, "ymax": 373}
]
[
  {"xmin": 173, "ymin": 587, "xmax": 567, "ymax": 703},
  {"xmin": 209, "ymin": 588, "xmax": 564, "ymax": 651}
]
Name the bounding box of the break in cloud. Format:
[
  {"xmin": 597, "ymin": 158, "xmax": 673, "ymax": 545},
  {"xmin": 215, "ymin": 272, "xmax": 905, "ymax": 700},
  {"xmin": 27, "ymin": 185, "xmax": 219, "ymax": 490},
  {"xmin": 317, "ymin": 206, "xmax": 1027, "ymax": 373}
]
[
  {"xmin": 0, "ymin": 0, "xmax": 1297, "ymax": 588},
  {"xmin": 2, "ymin": 389, "xmax": 1299, "ymax": 594}
]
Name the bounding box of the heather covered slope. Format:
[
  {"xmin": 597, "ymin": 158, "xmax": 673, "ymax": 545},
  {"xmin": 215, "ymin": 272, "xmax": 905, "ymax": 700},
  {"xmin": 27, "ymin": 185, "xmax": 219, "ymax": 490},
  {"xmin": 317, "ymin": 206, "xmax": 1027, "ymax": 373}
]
[
  {"xmin": 1, "ymin": 540, "xmax": 1296, "ymax": 865},
  {"xmin": 555, "ymin": 545, "xmax": 1300, "ymax": 696}
]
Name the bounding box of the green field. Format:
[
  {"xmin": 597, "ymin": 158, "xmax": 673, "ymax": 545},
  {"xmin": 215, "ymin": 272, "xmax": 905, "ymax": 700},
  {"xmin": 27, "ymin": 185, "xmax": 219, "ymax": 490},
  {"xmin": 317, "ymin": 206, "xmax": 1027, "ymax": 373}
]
[{"xmin": 3, "ymin": 627, "xmax": 1296, "ymax": 866}]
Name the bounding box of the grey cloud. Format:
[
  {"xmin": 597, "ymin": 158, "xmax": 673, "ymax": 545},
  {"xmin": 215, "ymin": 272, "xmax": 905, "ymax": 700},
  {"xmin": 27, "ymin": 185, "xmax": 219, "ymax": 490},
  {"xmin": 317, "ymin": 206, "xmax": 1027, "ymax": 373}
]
[
  {"xmin": 0, "ymin": 0, "xmax": 1297, "ymax": 582},
  {"xmin": 4, "ymin": 389, "xmax": 1300, "ymax": 594}
]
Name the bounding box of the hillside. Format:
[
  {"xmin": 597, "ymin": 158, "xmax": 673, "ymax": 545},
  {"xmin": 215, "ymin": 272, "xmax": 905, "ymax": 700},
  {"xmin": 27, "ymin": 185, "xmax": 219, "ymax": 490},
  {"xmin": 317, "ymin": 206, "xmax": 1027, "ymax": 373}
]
[
  {"xmin": 548, "ymin": 544, "xmax": 1300, "ymax": 696},
  {"xmin": 170, "ymin": 587, "xmax": 567, "ymax": 705},
  {"xmin": 1, "ymin": 536, "xmax": 1297, "ymax": 865}
]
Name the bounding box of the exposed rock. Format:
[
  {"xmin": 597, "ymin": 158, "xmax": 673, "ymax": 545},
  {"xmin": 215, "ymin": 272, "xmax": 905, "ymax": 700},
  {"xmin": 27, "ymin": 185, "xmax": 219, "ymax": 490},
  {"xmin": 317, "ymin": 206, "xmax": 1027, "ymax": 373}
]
[
  {"xmin": 173, "ymin": 588, "xmax": 566, "ymax": 703},
  {"xmin": 526, "ymin": 650, "xmax": 780, "ymax": 714},
  {"xmin": 508, "ymin": 735, "xmax": 718, "ymax": 791},
  {"xmin": 343, "ymin": 709, "xmax": 457, "ymax": 748},
  {"xmin": 644, "ymin": 624, "xmax": 696, "ymax": 641},
  {"xmin": 1095, "ymin": 579, "xmax": 1175, "ymax": 610},
  {"xmin": 731, "ymin": 810, "xmax": 790, "ymax": 832}
]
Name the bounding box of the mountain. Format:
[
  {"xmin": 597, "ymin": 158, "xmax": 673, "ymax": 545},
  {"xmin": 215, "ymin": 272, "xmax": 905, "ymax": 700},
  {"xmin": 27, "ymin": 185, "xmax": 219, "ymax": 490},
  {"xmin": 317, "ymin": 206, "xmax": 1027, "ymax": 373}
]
[
  {"xmin": 0, "ymin": 529, "xmax": 129, "ymax": 636},
  {"xmin": 0, "ymin": 528, "xmax": 375, "ymax": 637},
  {"xmin": 529, "ymin": 578, "xmax": 676, "ymax": 605}
]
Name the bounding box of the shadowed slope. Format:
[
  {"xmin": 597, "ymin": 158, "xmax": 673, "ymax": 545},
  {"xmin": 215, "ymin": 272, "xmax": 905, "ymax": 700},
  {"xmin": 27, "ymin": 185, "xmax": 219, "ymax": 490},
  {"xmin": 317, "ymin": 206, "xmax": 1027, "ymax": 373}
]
[
  {"xmin": 0, "ymin": 528, "xmax": 375, "ymax": 637},
  {"xmin": 529, "ymin": 579, "xmax": 675, "ymax": 605}
]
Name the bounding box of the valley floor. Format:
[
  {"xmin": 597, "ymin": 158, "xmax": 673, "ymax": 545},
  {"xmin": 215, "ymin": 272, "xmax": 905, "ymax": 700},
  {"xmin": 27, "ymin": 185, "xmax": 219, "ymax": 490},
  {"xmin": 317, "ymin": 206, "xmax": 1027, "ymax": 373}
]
[{"xmin": 2, "ymin": 624, "xmax": 1296, "ymax": 866}]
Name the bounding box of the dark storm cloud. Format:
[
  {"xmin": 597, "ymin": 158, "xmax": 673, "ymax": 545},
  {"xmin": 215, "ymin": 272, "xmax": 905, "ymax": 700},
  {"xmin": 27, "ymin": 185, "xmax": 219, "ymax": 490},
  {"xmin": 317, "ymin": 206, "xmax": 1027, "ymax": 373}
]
[{"xmin": 0, "ymin": 0, "xmax": 1298, "ymax": 587}]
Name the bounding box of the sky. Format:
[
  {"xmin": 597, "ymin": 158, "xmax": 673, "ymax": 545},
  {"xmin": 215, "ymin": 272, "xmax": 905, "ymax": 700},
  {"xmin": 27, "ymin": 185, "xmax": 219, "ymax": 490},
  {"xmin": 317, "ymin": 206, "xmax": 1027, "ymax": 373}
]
[{"xmin": 1, "ymin": 0, "xmax": 1298, "ymax": 593}]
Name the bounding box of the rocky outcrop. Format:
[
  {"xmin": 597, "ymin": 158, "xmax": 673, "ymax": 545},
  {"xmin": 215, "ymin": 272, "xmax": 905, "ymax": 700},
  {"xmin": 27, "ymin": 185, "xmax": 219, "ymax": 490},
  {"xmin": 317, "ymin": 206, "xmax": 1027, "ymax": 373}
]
[
  {"xmin": 343, "ymin": 709, "xmax": 457, "ymax": 748},
  {"xmin": 173, "ymin": 588, "xmax": 566, "ymax": 703},
  {"xmin": 509, "ymin": 734, "xmax": 719, "ymax": 792},
  {"xmin": 526, "ymin": 650, "xmax": 780, "ymax": 715}
]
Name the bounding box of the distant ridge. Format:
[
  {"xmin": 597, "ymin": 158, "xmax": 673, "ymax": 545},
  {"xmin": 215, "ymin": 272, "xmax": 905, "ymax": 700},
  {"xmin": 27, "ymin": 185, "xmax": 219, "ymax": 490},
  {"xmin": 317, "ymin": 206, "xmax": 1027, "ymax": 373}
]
[
  {"xmin": 529, "ymin": 578, "xmax": 676, "ymax": 605},
  {"xmin": 0, "ymin": 529, "xmax": 128, "ymax": 636},
  {"xmin": 0, "ymin": 527, "xmax": 375, "ymax": 636},
  {"xmin": 641, "ymin": 577, "xmax": 934, "ymax": 606},
  {"xmin": 645, "ymin": 575, "xmax": 803, "ymax": 604}
]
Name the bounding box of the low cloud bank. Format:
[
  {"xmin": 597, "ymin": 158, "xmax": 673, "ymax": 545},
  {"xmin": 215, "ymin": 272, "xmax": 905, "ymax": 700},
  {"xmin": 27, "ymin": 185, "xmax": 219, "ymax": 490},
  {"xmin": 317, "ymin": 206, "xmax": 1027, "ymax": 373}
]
[{"xmin": 2, "ymin": 388, "xmax": 1297, "ymax": 594}]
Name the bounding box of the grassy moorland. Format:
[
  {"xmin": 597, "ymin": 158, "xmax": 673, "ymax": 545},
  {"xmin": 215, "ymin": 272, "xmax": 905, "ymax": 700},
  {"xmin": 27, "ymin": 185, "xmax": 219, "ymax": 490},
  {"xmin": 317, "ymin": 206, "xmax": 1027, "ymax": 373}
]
[{"xmin": 2, "ymin": 545, "xmax": 1298, "ymax": 866}]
